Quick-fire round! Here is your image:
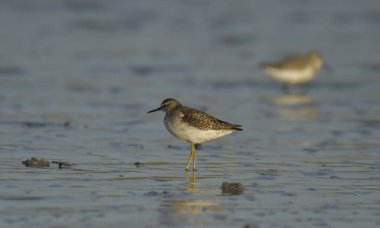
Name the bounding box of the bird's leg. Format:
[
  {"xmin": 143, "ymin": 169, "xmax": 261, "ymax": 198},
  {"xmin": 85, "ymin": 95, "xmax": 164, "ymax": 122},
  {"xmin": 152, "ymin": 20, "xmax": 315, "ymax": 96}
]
[
  {"xmin": 281, "ymin": 83, "xmax": 290, "ymax": 94},
  {"xmin": 192, "ymin": 143, "xmax": 197, "ymax": 171},
  {"xmin": 185, "ymin": 144, "xmax": 194, "ymax": 171},
  {"xmin": 301, "ymin": 83, "xmax": 310, "ymax": 94}
]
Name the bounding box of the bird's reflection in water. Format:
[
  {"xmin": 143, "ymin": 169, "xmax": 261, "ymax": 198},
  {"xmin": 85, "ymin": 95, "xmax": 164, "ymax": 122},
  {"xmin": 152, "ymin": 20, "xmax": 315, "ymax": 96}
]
[
  {"xmin": 166, "ymin": 198, "xmax": 220, "ymax": 215},
  {"xmin": 266, "ymin": 93, "xmax": 319, "ymax": 121},
  {"xmin": 158, "ymin": 171, "xmax": 222, "ymax": 226},
  {"xmin": 277, "ymin": 107, "xmax": 319, "ymax": 121},
  {"xmin": 186, "ymin": 170, "xmax": 197, "ymax": 192},
  {"xmin": 159, "ymin": 198, "xmax": 222, "ymax": 226},
  {"xmin": 271, "ymin": 93, "xmax": 312, "ymax": 105}
]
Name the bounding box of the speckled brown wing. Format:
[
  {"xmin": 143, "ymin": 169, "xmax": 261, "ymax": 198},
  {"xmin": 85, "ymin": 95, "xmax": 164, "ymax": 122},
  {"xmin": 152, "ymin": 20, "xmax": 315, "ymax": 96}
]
[
  {"xmin": 180, "ymin": 106, "xmax": 242, "ymax": 131},
  {"xmin": 261, "ymin": 54, "xmax": 309, "ymax": 69},
  {"xmin": 277, "ymin": 55, "xmax": 310, "ymax": 69}
]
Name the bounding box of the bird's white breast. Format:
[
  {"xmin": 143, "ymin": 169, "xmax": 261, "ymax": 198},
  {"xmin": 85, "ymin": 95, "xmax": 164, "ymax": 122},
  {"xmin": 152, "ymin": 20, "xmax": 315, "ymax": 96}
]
[
  {"xmin": 164, "ymin": 112, "xmax": 234, "ymax": 144},
  {"xmin": 264, "ymin": 66, "xmax": 316, "ymax": 84}
]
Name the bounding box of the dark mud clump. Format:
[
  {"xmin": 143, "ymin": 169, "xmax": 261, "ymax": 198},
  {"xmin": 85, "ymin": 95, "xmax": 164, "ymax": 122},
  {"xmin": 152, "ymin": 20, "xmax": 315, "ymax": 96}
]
[
  {"xmin": 63, "ymin": 121, "xmax": 71, "ymax": 127},
  {"xmin": 23, "ymin": 121, "xmax": 71, "ymax": 128},
  {"xmin": 144, "ymin": 191, "xmax": 171, "ymax": 197},
  {"xmin": 22, "ymin": 158, "xmax": 73, "ymax": 169},
  {"xmin": 22, "ymin": 157, "xmax": 50, "ymax": 168},
  {"xmin": 221, "ymin": 182, "xmax": 245, "ymax": 195},
  {"xmin": 23, "ymin": 122, "xmax": 50, "ymax": 128},
  {"xmin": 0, "ymin": 66, "xmax": 25, "ymax": 76},
  {"xmin": 134, "ymin": 161, "xmax": 144, "ymax": 167},
  {"xmin": 51, "ymin": 160, "xmax": 72, "ymax": 169},
  {"xmin": 167, "ymin": 144, "xmax": 181, "ymax": 150}
]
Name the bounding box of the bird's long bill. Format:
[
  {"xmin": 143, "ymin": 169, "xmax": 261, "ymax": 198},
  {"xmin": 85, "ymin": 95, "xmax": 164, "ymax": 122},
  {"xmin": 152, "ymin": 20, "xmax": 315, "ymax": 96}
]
[
  {"xmin": 323, "ymin": 63, "xmax": 334, "ymax": 74},
  {"xmin": 147, "ymin": 106, "xmax": 162, "ymax": 113}
]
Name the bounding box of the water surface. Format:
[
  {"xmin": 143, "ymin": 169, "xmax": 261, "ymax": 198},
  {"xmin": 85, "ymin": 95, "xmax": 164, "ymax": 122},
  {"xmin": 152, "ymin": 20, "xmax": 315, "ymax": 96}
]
[{"xmin": 0, "ymin": 0, "xmax": 379, "ymax": 227}]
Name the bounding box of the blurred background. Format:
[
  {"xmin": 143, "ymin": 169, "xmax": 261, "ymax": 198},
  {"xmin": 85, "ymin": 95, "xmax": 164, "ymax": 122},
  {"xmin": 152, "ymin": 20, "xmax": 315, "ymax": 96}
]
[{"xmin": 0, "ymin": 0, "xmax": 379, "ymax": 227}]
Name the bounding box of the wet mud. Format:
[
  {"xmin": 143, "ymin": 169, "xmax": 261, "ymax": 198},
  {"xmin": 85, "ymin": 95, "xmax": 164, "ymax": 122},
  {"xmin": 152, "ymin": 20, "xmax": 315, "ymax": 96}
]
[{"xmin": 0, "ymin": 0, "xmax": 379, "ymax": 228}]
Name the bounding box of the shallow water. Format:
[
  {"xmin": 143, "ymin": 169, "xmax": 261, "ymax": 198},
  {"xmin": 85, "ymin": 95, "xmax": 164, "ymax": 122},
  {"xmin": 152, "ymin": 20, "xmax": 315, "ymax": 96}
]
[{"xmin": 0, "ymin": 0, "xmax": 379, "ymax": 227}]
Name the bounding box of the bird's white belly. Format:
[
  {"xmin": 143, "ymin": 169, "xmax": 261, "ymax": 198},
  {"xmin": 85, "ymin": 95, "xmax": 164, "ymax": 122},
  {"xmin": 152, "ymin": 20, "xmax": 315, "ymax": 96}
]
[
  {"xmin": 265, "ymin": 67, "xmax": 315, "ymax": 84},
  {"xmin": 164, "ymin": 119, "xmax": 234, "ymax": 144}
]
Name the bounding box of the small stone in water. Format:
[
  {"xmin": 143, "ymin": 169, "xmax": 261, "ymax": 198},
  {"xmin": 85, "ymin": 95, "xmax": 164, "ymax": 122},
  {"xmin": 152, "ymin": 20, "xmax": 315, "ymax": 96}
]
[
  {"xmin": 22, "ymin": 157, "xmax": 50, "ymax": 168},
  {"xmin": 221, "ymin": 182, "xmax": 245, "ymax": 195},
  {"xmin": 134, "ymin": 161, "xmax": 144, "ymax": 167},
  {"xmin": 52, "ymin": 160, "xmax": 72, "ymax": 169}
]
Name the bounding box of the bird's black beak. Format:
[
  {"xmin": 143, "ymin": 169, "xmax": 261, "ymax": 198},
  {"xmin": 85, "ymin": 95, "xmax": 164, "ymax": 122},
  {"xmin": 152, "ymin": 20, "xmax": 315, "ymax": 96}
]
[
  {"xmin": 323, "ymin": 63, "xmax": 334, "ymax": 74},
  {"xmin": 147, "ymin": 106, "xmax": 162, "ymax": 113}
]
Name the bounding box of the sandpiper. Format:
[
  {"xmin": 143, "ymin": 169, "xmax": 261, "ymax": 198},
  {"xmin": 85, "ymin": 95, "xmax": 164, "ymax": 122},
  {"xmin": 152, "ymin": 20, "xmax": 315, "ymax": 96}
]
[
  {"xmin": 260, "ymin": 50, "xmax": 324, "ymax": 91},
  {"xmin": 148, "ymin": 98, "xmax": 242, "ymax": 171}
]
